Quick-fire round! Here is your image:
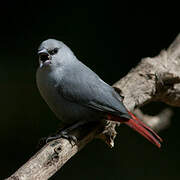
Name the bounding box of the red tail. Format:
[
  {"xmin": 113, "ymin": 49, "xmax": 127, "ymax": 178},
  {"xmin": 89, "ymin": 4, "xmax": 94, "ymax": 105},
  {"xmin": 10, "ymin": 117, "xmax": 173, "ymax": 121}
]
[{"xmin": 107, "ymin": 111, "xmax": 162, "ymax": 148}]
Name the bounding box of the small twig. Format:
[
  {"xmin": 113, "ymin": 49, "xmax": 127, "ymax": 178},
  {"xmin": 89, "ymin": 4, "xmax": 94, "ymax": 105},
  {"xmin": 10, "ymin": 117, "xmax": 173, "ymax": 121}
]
[{"xmin": 134, "ymin": 108, "xmax": 172, "ymax": 132}]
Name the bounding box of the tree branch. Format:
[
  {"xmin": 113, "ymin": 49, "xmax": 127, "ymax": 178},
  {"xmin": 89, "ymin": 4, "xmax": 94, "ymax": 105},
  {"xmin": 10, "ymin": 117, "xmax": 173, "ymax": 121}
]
[
  {"xmin": 134, "ymin": 108, "xmax": 172, "ymax": 132},
  {"xmin": 6, "ymin": 33, "xmax": 180, "ymax": 180}
]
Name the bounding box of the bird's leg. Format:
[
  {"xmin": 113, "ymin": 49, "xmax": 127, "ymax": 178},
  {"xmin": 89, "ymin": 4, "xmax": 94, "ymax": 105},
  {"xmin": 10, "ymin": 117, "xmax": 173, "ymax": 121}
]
[{"xmin": 46, "ymin": 120, "xmax": 88, "ymax": 145}]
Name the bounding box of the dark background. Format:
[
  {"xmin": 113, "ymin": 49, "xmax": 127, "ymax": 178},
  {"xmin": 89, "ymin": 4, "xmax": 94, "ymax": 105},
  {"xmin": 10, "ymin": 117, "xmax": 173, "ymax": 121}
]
[{"xmin": 0, "ymin": 2, "xmax": 180, "ymax": 179}]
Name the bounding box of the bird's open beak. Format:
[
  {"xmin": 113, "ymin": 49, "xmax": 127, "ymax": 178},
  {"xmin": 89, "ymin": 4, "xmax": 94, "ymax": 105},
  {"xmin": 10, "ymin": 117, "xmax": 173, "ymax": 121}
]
[{"xmin": 38, "ymin": 49, "xmax": 51, "ymax": 68}]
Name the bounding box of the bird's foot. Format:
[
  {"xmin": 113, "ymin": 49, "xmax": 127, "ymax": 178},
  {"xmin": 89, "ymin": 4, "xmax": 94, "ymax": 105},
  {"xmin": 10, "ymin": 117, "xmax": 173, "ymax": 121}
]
[
  {"xmin": 37, "ymin": 137, "xmax": 47, "ymax": 149},
  {"xmin": 46, "ymin": 131, "xmax": 78, "ymax": 146}
]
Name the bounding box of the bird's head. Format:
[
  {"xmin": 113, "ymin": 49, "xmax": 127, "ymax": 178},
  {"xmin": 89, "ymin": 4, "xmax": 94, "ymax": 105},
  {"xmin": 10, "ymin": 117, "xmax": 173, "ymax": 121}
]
[{"xmin": 38, "ymin": 39, "xmax": 74, "ymax": 69}]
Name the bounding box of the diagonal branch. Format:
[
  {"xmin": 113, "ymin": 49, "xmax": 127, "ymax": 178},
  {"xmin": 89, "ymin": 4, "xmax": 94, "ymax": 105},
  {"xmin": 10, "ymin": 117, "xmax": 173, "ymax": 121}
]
[{"xmin": 6, "ymin": 33, "xmax": 180, "ymax": 180}]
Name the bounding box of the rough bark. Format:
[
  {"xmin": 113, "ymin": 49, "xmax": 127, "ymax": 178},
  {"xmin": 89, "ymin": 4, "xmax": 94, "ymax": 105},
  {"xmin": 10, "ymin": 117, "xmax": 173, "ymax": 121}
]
[{"xmin": 6, "ymin": 33, "xmax": 180, "ymax": 180}]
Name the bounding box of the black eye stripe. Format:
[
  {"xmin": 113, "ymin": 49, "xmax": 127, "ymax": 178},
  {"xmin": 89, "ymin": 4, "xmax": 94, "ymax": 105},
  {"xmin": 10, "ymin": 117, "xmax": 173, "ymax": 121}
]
[{"xmin": 49, "ymin": 48, "xmax": 58, "ymax": 55}]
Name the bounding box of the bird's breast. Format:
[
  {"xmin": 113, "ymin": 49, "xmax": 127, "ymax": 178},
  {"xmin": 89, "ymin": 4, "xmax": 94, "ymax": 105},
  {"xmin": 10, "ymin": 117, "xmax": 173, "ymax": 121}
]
[{"xmin": 36, "ymin": 68, "xmax": 95, "ymax": 124}]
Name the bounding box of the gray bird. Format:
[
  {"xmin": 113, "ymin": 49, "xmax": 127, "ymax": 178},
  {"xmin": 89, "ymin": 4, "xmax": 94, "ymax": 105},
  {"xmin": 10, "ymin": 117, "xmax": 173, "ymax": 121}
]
[{"xmin": 36, "ymin": 39, "xmax": 162, "ymax": 147}]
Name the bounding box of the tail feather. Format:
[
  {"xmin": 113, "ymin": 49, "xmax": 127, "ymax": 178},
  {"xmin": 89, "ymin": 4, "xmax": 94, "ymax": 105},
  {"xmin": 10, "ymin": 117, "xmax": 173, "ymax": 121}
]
[
  {"xmin": 107, "ymin": 111, "xmax": 162, "ymax": 148},
  {"xmin": 125, "ymin": 118, "xmax": 162, "ymax": 148},
  {"xmin": 128, "ymin": 111, "xmax": 162, "ymax": 143}
]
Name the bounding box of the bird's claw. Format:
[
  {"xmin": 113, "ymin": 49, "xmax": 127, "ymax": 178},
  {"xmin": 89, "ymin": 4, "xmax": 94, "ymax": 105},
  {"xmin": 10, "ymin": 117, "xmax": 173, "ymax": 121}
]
[{"xmin": 46, "ymin": 131, "xmax": 78, "ymax": 146}]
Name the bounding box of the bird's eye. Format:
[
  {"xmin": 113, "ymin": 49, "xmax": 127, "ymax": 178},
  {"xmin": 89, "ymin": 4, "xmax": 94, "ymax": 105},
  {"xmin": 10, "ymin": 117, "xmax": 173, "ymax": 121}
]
[{"xmin": 49, "ymin": 48, "xmax": 58, "ymax": 55}]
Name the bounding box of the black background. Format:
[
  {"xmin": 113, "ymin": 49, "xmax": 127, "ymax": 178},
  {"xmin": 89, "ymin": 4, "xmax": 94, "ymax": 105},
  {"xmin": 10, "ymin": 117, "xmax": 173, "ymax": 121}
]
[{"xmin": 1, "ymin": 2, "xmax": 180, "ymax": 179}]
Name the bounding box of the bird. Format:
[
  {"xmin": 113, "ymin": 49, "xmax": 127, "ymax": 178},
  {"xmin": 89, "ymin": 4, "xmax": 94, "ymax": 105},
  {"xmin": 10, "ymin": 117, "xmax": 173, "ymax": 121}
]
[{"xmin": 36, "ymin": 39, "xmax": 162, "ymax": 148}]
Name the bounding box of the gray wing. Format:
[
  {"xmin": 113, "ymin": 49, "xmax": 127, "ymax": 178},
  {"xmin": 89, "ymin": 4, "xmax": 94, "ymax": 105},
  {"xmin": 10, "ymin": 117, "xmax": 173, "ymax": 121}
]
[{"xmin": 57, "ymin": 60, "xmax": 130, "ymax": 119}]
